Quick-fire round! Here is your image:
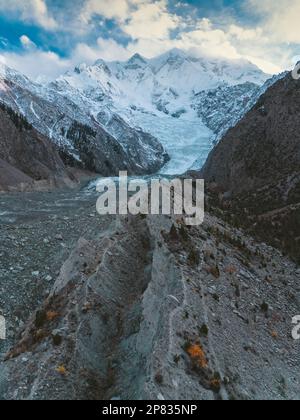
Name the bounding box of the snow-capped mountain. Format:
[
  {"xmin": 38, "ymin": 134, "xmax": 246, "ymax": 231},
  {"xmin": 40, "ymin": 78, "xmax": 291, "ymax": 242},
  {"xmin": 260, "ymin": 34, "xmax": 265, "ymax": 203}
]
[
  {"xmin": 52, "ymin": 48, "xmax": 269, "ymax": 118},
  {"xmin": 0, "ymin": 62, "xmax": 168, "ymax": 176},
  {"xmin": 0, "ymin": 49, "xmax": 272, "ymax": 175},
  {"xmin": 49, "ymin": 49, "xmax": 270, "ymax": 173}
]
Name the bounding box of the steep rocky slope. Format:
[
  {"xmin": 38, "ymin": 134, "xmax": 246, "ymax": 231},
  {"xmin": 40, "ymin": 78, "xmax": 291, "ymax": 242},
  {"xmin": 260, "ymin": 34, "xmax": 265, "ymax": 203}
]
[
  {"xmin": 1, "ymin": 210, "xmax": 299, "ymax": 400},
  {"xmin": 201, "ymin": 71, "xmax": 300, "ymax": 262},
  {"xmin": 0, "ymin": 104, "xmax": 73, "ymax": 191}
]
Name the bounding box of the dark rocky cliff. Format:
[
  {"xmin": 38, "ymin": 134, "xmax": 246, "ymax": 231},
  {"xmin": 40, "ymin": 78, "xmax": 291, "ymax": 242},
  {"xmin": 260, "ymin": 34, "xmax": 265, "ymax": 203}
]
[
  {"xmin": 0, "ymin": 104, "xmax": 73, "ymax": 191},
  {"xmin": 201, "ymin": 72, "xmax": 300, "ymax": 262}
]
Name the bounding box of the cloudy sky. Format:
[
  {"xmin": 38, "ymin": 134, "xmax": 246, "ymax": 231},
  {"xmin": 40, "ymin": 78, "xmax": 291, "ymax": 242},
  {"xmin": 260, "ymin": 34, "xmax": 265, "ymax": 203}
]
[{"xmin": 0, "ymin": 0, "xmax": 299, "ymax": 79}]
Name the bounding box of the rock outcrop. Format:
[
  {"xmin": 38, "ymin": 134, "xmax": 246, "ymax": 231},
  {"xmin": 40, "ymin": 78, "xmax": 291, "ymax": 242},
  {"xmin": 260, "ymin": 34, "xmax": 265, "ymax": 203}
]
[{"xmin": 0, "ymin": 104, "xmax": 74, "ymax": 192}]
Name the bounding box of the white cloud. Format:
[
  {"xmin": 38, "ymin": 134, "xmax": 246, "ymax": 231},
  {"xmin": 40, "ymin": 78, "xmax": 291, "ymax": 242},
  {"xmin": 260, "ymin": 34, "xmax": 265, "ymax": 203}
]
[
  {"xmin": 248, "ymin": 0, "xmax": 300, "ymax": 44},
  {"xmin": 229, "ymin": 25, "xmax": 263, "ymax": 42},
  {"xmin": 178, "ymin": 27, "xmax": 241, "ymax": 60},
  {"xmin": 20, "ymin": 35, "xmax": 37, "ymax": 49},
  {"xmin": 81, "ymin": 0, "xmax": 130, "ymax": 22},
  {"xmin": 73, "ymin": 38, "xmax": 131, "ymax": 63},
  {"xmin": 0, "ymin": 50, "xmax": 71, "ymax": 80},
  {"xmin": 0, "ymin": 0, "xmax": 57, "ymax": 29},
  {"xmin": 81, "ymin": 0, "xmax": 180, "ymax": 40},
  {"xmin": 122, "ymin": 0, "xmax": 180, "ymax": 40},
  {"xmin": 1, "ymin": 0, "xmax": 296, "ymax": 79}
]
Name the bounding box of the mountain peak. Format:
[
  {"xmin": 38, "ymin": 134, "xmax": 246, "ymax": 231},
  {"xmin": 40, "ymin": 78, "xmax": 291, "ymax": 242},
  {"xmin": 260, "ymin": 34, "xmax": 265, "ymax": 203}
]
[
  {"xmin": 74, "ymin": 63, "xmax": 87, "ymax": 74},
  {"xmin": 0, "ymin": 62, "xmax": 6, "ymax": 77},
  {"xmin": 167, "ymin": 48, "xmax": 188, "ymax": 57},
  {"xmin": 128, "ymin": 53, "xmax": 147, "ymax": 64}
]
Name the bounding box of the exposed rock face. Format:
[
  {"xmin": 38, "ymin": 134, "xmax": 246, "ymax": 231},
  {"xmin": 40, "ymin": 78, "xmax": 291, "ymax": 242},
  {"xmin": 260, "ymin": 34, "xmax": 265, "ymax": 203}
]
[
  {"xmin": 96, "ymin": 111, "xmax": 169, "ymax": 174},
  {"xmin": 192, "ymin": 82, "xmax": 261, "ymax": 143},
  {"xmin": 0, "ymin": 105, "xmax": 73, "ymax": 191},
  {"xmin": 192, "ymin": 73, "xmax": 286, "ymax": 146},
  {"xmin": 2, "ymin": 213, "xmax": 300, "ymax": 400},
  {"xmin": 201, "ymin": 72, "xmax": 300, "ymax": 262}
]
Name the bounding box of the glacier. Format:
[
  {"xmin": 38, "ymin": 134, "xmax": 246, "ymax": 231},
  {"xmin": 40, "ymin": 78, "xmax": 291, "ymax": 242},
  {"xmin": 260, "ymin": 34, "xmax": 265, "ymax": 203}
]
[{"xmin": 124, "ymin": 110, "xmax": 213, "ymax": 175}]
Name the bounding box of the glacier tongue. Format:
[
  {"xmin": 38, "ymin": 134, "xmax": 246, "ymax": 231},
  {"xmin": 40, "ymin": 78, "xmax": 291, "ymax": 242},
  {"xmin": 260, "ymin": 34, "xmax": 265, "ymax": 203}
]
[{"xmin": 124, "ymin": 111, "xmax": 213, "ymax": 175}]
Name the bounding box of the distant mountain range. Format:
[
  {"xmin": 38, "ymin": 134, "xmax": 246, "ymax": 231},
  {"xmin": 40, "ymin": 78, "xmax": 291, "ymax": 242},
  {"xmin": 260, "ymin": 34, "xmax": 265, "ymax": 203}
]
[{"xmin": 0, "ymin": 49, "xmax": 272, "ymax": 183}]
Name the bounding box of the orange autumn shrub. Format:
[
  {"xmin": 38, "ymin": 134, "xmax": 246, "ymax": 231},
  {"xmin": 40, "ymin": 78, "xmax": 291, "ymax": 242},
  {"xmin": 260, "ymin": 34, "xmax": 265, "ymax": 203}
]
[
  {"xmin": 271, "ymin": 330, "xmax": 278, "ymax": 339},
  {"xmin": 186, "ymin": 344, "xmax": 208, "ymax": 369},
  {"xmin": 225, "ymin": 265, "xmax": 237, "ymax": 275},
  {"xmin": 46, "ymin": 311, "xmax": 59, "ymax": 321},
  {"xmin": 56, "ymin": 365, "xmax": 67, "ymax": 376},
  {"xmin": 210, "ymin": 378, "xmax": 221, "ymax": 392}
]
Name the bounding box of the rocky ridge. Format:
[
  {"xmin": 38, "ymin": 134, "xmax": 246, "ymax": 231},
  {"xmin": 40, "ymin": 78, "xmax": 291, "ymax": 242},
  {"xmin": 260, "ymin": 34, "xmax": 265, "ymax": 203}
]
[{"xmin": 1, "ymin": 207, "xmax": 300, "ymax": 400}]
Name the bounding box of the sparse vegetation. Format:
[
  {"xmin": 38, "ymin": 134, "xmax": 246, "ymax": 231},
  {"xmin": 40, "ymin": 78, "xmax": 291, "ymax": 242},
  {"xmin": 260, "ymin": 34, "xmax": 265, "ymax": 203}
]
[
  {"xmin": 154, "ymin": 372, "xmax": 164, "ymax": 385},
  {"xmin": 188, "ymin": 248, "xmax": 200, "ymax": 266},
  {"xmin": 0, "ymin": 102, "xmax": 32, "ymax": 131},
  {"xmin": 185, "ymin": 343, "xmax": 208, "ymax": 369},
  {"xmin": 199, "ymin": 324, "xmax": 209, "ymax": 337}
]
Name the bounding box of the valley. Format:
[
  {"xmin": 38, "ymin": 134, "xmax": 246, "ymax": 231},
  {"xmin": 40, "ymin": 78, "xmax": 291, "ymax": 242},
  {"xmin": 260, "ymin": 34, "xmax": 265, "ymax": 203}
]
[
  {"xmin": 1, "ymin": 187, "xmax": 300, "ymax": 400},
  {"xmin": 0, "ymin": 49, "xmax": 299, "ymax": 401}
]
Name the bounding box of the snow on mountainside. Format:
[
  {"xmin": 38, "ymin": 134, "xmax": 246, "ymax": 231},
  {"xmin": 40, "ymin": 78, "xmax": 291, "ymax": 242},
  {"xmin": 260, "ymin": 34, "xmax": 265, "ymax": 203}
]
[
  {"xmin": 0, "ymin": 50, "xmax": 272, "ymax": 175},
  {"xmin": 53, "ymin": 49, "xmax": 269, "ymax": 117},
  {"xmin": 192, "ymin": 71, "xmax": 288, "ymax": 147},
  {"xmin": 0, "ymin": 62, "xmax": 168, "ymax": 176},
  {"xmin": 49, "ymin": 49, "xmax": 270, "ymax": 173}
]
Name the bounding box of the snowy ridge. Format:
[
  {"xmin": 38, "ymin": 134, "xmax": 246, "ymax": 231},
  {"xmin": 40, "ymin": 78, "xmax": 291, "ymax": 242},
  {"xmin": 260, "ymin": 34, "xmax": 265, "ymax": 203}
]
[
  {"xmin": 52, "ymin": 49, "xmax": 269, "ymax": 119},
  {"xmin": 0, "ymin": 50, "xmax": 274, "ymax": 175},
  {"xmin": 46, "ymin": 49, "xmax": 270, "ymax": 173}
]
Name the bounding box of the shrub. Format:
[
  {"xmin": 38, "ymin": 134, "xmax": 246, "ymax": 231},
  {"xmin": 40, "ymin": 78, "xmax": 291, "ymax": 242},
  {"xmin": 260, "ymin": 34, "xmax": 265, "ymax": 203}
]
[
  {"xmin": 199, "ymin": 324, "xmax": 209, "ymax": 337},
  {"xmin": 188, "ymin": 248, "xmax": 200, "ymax": 266},
  {"xmin": 209, "ymin": 265, "xmax": 220, "ymax": 279},
  {"xmin": 225, "ymin": 265, "xmax": 237, "ymax": 275},
  {"xmin": 186, "ymin": 343, "xmax": 208, "ymax": 369},
  {"xmin": 46, "ymin": 311, "xmax": 59, "ymax": 321},
  {"xmin": 169, "ymin": 224, "xmax": 178, "ymax": 240},
  {"xmin": 210, "ymin": 374, "xmax": 222, "ymax": 392},
  {"xmin": 174, "ymin": 355, "xmax": 181, "ymax": 364},
  {"xmin": 154, "ymin": 372, "xmax": 164, "ymax": 385},
  {"xmin": 261, "ymin": 302, "xmax": 269, "ymax": 313},
  {"xmin": 270, "ymin": 330, "xmax": 278, "ymax": 339},
  {"xmin": 35, "ymin": 310, "xmax": 47, "ymax": 328},
  {"xmin": 56, "ymin": 365, "xmax": 67, "ymax": 376}
]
